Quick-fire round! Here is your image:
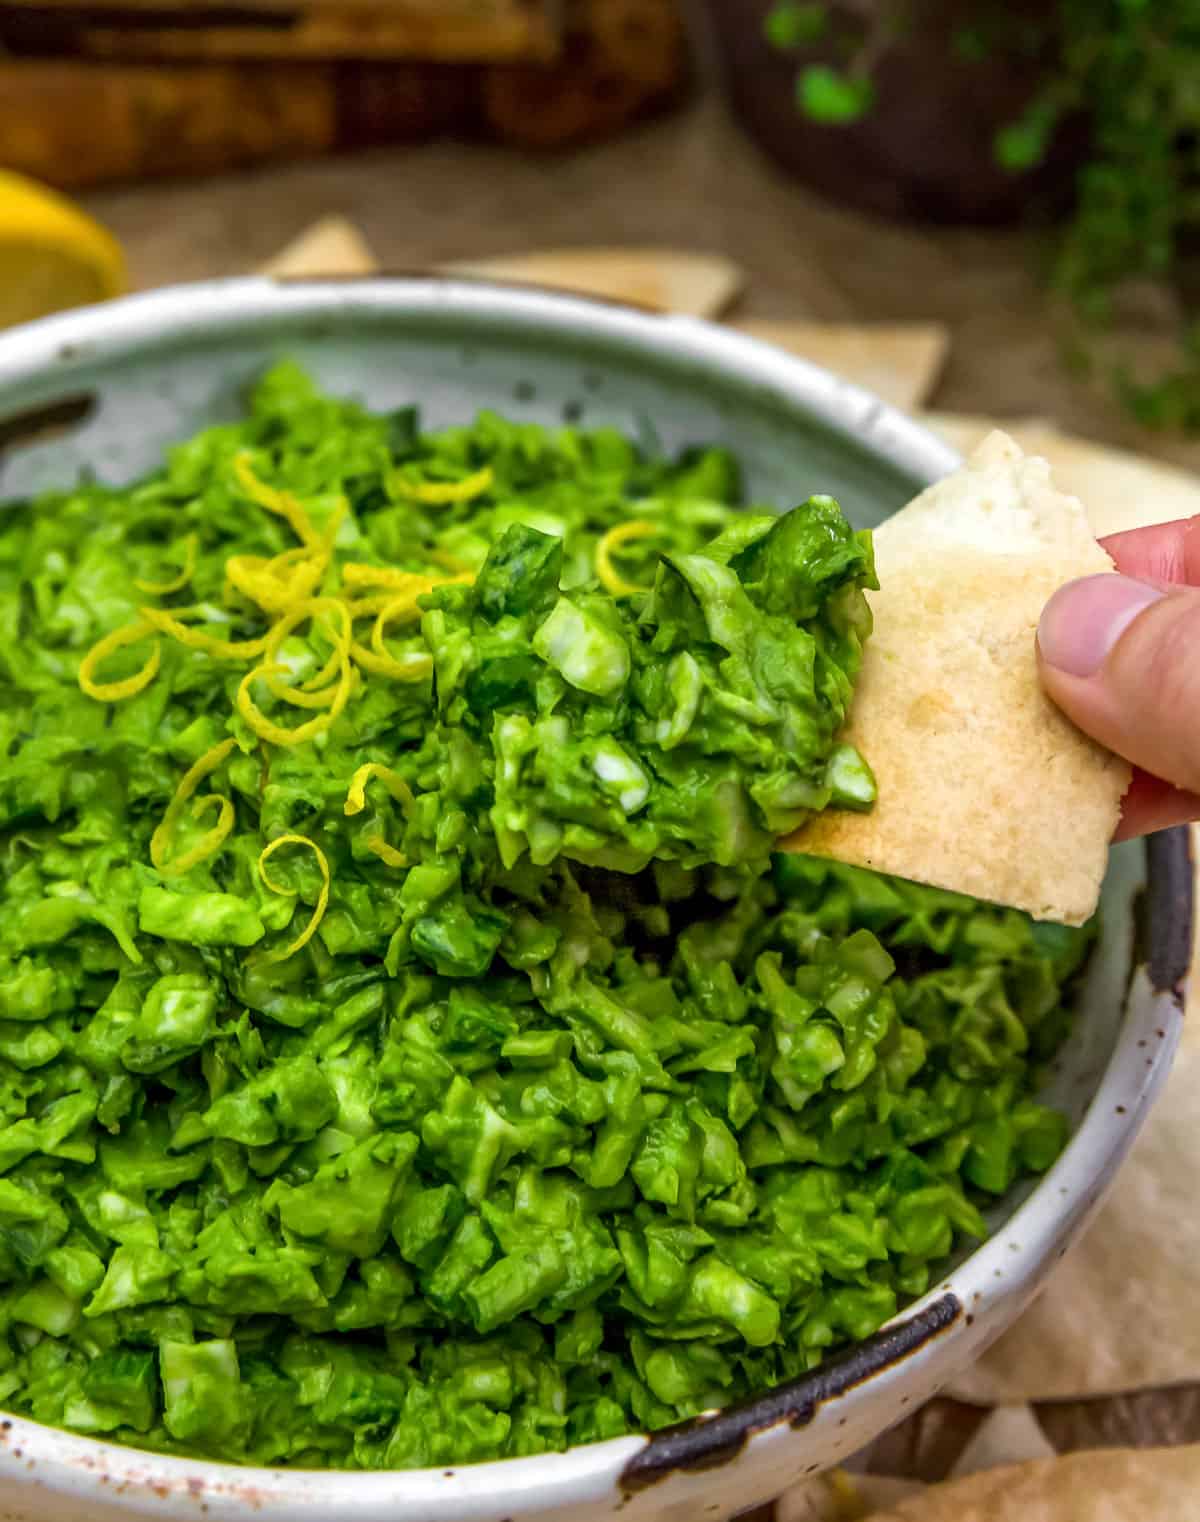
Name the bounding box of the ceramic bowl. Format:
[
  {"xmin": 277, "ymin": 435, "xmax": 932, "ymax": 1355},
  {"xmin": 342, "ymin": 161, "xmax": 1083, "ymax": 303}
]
[{"xmin": 0, "ymin": 277, "xmax": 1189, "ymax": 1522}]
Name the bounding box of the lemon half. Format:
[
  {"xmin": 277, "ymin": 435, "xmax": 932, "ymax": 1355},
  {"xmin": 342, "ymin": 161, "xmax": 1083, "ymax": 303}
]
[{"xmin": 0, "ymin": 171, "xmax": 126, "ymax": 330}]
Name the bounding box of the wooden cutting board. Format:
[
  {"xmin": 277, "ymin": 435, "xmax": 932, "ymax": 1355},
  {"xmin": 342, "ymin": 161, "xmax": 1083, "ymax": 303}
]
[
  {"xmin": 1, "ymin": 1, "xmax": 682, "ymax": 184},
  {"xmin": 0, "ymin": 0, "xmax": 560, "ymax": 60},
  {"xmin": 0, "ymin": 59, "xmax": 343, "ymax": 189}
]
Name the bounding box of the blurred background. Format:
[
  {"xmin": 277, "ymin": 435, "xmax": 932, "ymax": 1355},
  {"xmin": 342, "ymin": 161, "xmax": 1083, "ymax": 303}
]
[{"xmin": 7, "ymin": 0, "xmax": 1200, "ymax": 476}]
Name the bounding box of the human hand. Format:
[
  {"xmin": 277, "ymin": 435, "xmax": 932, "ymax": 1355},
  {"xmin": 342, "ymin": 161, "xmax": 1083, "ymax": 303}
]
[{"xmin": 1037, "ymin": 514, "xmax": 1200, "ymax": 841}]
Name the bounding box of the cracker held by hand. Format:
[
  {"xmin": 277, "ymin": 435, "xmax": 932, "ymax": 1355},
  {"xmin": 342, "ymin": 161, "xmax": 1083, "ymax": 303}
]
[{"xmin": 788, "ymin": 431, "xmax": 1129, "ymax": 925}]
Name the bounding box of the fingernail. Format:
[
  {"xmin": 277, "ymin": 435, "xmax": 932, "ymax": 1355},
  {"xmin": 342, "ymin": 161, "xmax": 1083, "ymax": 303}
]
[{"xmin": 1037, "ymin": 573, "xmax": 1164, "ymax": 677}]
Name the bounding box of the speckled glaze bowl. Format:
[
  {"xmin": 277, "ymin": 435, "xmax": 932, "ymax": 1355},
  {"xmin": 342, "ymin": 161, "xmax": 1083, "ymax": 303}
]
[{"xmin": 0, "ymin": 278, "xmax": 1190, "ymax": 1522}]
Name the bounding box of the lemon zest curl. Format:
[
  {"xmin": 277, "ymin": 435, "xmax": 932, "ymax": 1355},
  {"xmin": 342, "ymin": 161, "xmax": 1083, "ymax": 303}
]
[
  {"xmin": 596, "ymin": 520, "xmax": 658, "ymax": 598},
  {"xmin": 391, "ymin": 465, "xmax": 493, "ymax": 505},
  {"xmin": 78, "ymin": 620, "xmax": 160, "ymax": 702},
  {"xmin": 150, "ymin": 737, "xmax": 238, "ymax": 873},
  {"xmin": 257, "ymin": 834, "xmax": 330, "ymax": 961},
  {"xmin": 345, "ymin": 763, "xmax": 413, "ymax": 868},
  {"xmin": 134, "ymin": 533, "xmax": 199, "ymax": 597},
  {"xmin": 159, "ymin": 795, "xmax": 235, "ymax": 878}
]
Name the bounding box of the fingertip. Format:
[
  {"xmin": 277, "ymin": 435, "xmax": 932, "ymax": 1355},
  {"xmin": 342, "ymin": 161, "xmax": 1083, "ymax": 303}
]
[
  {"xmin": 1037, "ymin": 573, "xmax": 1163, "ymax": 679},
  {"xmin": 1113, "ymin": 767, "xmax": 1200, "ymax": 841},
  {"xmin": 1099, "ymin": 513, "xmax": 1200, "ymax": 585}
]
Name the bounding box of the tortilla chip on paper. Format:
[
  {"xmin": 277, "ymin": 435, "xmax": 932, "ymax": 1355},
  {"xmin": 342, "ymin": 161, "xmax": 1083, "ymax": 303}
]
[
  {"xmin": 260, "ymin": 216, "xmax": 379, "ymax": 279},
  {"xmin": 947, "ymin": 1404, "xmax": 1056, "ymax": 1478},
  {"xmin": 441, "ymin": 248, "xmax": 743, "ymax": 318},
  {"xmin": 788, "ymin": 431, "xmax": 1130, "ymax": 925},
  {"xmin": 776, "ymin": 1471, "xmax": 926, "ymax": 1522},
  {"xmin": 777, "ymin": 1408, "xmax": 1052, "ymax": 1520},
  {"xmin": 871, "ymin": 1445, "xmax": 1200, "ymax": 1522},
  {"xmin": 734, "ymin": 321, "xmax": 949, "ymax": 412},
  {"xmin": 949, "ymin": 959, "xmax": 1200, "ymax": 1403}
]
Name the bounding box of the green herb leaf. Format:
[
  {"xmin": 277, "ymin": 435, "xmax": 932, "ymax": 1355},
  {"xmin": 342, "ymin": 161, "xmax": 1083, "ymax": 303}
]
[
  {"xmin": 764, "ymin": 0, "xmax": 828, "ymax": 51},
  {"xmin": 796, "ymin": 65, "xmax": 875, "ymax": 125}
]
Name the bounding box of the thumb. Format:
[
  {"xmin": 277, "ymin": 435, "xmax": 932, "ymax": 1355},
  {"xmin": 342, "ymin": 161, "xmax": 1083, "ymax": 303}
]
[{"xmin": 1037, "ymin": 572, "xmax": 1200, "ymax": 795}]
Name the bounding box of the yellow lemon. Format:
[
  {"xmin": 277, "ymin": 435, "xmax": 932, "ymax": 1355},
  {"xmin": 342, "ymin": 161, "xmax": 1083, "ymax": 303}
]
[{"xmin": 0, "ymin": 171, "xmax": 126, "ymax": 330}]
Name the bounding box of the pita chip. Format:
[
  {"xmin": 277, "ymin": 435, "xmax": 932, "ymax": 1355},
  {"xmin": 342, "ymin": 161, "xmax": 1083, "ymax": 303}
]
[
  {"xmin": 776, "ymin": 1470, "xmax": 926, "ymax": 1522},
  {"xmin": 923, "ymin": 414, "xmax": 1200, "ymax": 538},
  {"xmin": 788, "ymin": 431, "xmax": 1130, "ymax": 925},
  {"xmin": 735, "ymin": 321, "xmax": 949, "ymax": 412},
  {"xmin": 922, "ymin": 413, "xmax": 1061, "ymax": 459},
  {"xmin": 872, "ymin": 1445, "xmax": 1200, "ymax": 1522},
  {"xmin": 949, "ymin": 959, "xmax": 1200, "ymax": 1403},
  {"xmin": 260, "ymin": 216, "xmax": 379, "ymax": 279},
  {"xmin": 440, "ymin": 248, "xmax": 743, "ymax": 317},
  {"xmin": 1033, "ymin": 431, "xmax": 1200, "ymax": 537},
  {"xmin": 947, "ymin": 1404, "xmax": 1056, "ymax": 1478}
]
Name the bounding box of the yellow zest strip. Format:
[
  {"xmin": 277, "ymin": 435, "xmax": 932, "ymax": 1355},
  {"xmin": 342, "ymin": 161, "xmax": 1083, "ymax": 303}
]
[
  {"xmin": 140, "ymin": 605, "xmax": 269, "ymax": 661},
  {"xmin": 233, "ymin": 453, "xmax": 320, "ymax": 548},
  {"xmin": 237, "ymin": 658, "xmax": 354, "ymax": 747},
  {"xmin": 368, "ymin": 575, "xmax": 464, "ymax": 665},
  {"xmin": 160, "ymin": 795, "xmax": 235, "ymax": 878},
  {"xmin": 263, "ymin": 597, "xmax": 351, "ymax": 694},
  {"xmin": 371, "ymin": 596, "xmax": 425, "ymax": 659},
  {"xmin": 366, "ymin": 837, "xmax": 408, "ymax": 868},
  {"xmin": 316, "ymin": 648, "xmax": 357, "ymax": 728},
  {"xmin": 263, "ymin": 597, "xmax": 349, "ymax": 655},
  {"xmin": 321, "ymin": 495, "xmax": 348, "ymax": 551},
  {"xmin": 264, "ymin": 671, "xmax": 342, "ymax": 711},
  {"xmin": 226, "ymin": 549, "xmax": 324, "ymax": 615},
  {"xmin": 343, "ymin": 593, "xmax": 398, "ymax": 620},
  {"xmin": 78, "ymin": 620, "xmax": 160, "ymax": 702},
  {"xmin": 342, "ymin": 573, "xmax": 472, "ymax": 623},
  {"xmin": 596, "ymin": 520, "xmax": 658, "ymax": 598},
  {"xmin": 392, "ymin": 464, "xmax": 494, "ymax": 505},
  {"xmin": 342, "ymin": 564, "xmax": 472, "ymax": 594},
  {"xmin": 300, "ymin": 602, "xmax": 353, "ymax": 692},
  {"xmin": 342, "ymin": 564, "xmax": 425, "ymax": 593},
  {"xmin": 428, "ymin": 548, "xmax": 471, "ymax": 574},
  {"xmin": 349, "ymin": 642, "xmax": 434, "ymax": 682},
  {"xmin": 344, "ymin": 763, "xmax": 415, "ymax": 817},
  {"xmin": 345, "ymin": 763, "xmax": 414, "ymax": 869},
  {"xmin": 134, "ymin": 533, "xmax": 199, "ymax": 597},
  {"xmin": 257, "ymin": 833, "xmax": 330, "ymax": 961},
  {"xmin": 150, "ymin": 737, "xmax": 238, "ymax": 872},
  {"xmin": 238, "ymin": 664, "xmax": 329, "ymax": 746}
]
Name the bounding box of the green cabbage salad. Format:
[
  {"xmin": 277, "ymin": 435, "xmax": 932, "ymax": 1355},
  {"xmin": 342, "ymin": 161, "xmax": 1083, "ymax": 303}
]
[{"xmin": 0, "ymin": 363, "xmax": 1089, "ymax": 1468}]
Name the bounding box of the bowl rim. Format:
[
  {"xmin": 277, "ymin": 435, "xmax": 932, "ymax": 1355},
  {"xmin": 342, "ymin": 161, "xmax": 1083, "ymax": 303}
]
[
  {"xmin": 0, "ymin": 275, "xmax": 1189, "ymax": 1516},
  {"xmin": 0, "ymin": 272, "xmax": 961, "ymax": 492}
]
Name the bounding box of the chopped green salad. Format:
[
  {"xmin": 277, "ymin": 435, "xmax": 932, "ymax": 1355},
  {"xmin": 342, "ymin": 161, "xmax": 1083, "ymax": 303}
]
[{"xmin": 0, "ymin": 364, "xmax": 1088, "ymax": 1468}]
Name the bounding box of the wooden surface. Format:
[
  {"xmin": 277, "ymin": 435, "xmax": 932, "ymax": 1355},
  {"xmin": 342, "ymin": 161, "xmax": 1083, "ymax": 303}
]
[
  {"xmin": 80, "ymin": 91, "xmax": 1200, "ymax": 481},
  {"xmin": 0, "ymin": 0, "xmax": 560, "ymax": 59},
  {"xmin": 2, "ymin": 0, "xmax": 685, "ymax": 185},
  {"xmin": 0, "ymin": 60, "xmax": 340, "ymax": 187}
]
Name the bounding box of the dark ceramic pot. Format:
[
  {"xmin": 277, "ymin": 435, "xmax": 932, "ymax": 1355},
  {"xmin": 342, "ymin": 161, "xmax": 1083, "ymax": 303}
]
[{"xmin": 702, "ymin": 0, "xmax": 1080, "ymax": 225}]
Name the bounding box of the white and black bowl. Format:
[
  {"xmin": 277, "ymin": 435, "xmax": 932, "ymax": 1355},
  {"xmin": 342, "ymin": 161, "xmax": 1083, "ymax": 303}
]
[{"xmin": 0, "ymin": 277, "xmax": 1189, "ymax": 1522}]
